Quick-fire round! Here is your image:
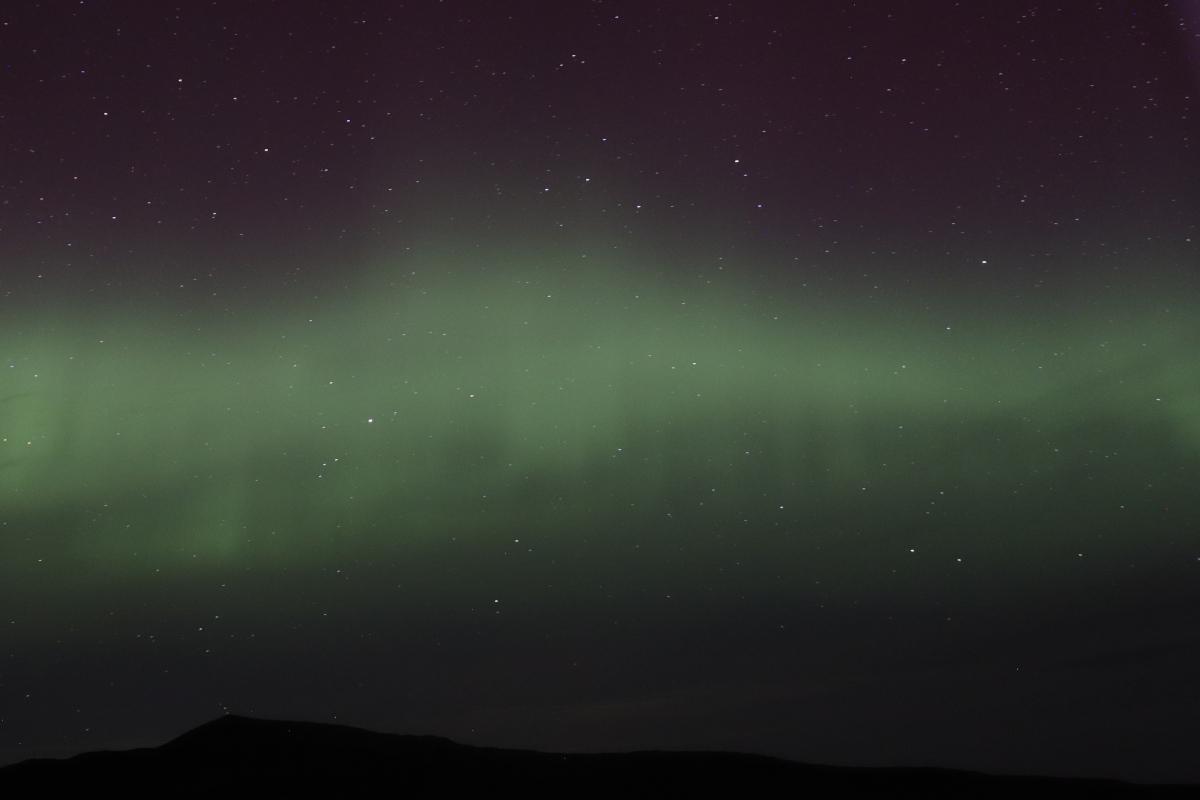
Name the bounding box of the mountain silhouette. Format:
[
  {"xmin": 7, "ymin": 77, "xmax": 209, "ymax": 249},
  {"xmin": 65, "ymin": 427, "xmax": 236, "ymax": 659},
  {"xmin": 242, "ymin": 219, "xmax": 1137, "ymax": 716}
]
[{"xmin": 1, "ymin": 715, "xmax": 1193, "ymax": 796}]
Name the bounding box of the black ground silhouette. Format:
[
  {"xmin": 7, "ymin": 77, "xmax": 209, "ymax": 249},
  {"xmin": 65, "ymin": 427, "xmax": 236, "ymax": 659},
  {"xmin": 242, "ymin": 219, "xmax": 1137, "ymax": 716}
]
[{"xmin": 3, "ymin": 715, "xmax": 1196, "ymax": 796}]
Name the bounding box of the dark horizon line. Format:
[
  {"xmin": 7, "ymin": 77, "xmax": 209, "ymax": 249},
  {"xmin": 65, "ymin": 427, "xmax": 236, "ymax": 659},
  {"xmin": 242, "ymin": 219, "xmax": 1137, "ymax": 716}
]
[{"xmin": 3, "ymin": 712, "xmax": 1196, "ymax": 792}]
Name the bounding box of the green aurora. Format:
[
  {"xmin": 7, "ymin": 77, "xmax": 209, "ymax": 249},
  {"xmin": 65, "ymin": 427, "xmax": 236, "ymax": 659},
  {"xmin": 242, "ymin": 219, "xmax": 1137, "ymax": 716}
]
[{"xmin": 2, "ymin": 251, "xmax": 1198, "ymax": 615}]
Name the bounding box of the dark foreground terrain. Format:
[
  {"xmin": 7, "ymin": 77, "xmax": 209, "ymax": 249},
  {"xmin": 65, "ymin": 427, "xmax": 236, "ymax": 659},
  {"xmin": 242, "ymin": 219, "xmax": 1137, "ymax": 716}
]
[{"xmin": 1, "ymin": 715, "xmax": 1194, "ymax": 797}]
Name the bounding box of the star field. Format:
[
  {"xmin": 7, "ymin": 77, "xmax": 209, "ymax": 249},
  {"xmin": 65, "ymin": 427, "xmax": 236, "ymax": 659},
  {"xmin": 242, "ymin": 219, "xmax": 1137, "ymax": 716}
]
[{"xmin": 0, "ymin": 0, "xmax": 1197, "ymax": 785}]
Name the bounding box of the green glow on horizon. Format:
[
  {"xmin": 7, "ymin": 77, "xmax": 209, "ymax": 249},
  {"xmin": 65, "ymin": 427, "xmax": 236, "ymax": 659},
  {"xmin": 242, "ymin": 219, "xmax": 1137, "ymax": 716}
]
[{"xmin": 1, "ymin": 251, "xmax": 1197, "ymax": 597}]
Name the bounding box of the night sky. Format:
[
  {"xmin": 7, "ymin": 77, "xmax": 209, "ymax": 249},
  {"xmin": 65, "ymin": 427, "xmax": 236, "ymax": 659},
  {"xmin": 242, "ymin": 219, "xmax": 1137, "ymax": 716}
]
[{"xmin": 2, "ymin": 0, "xmax": 1199, "ymax": 784}]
